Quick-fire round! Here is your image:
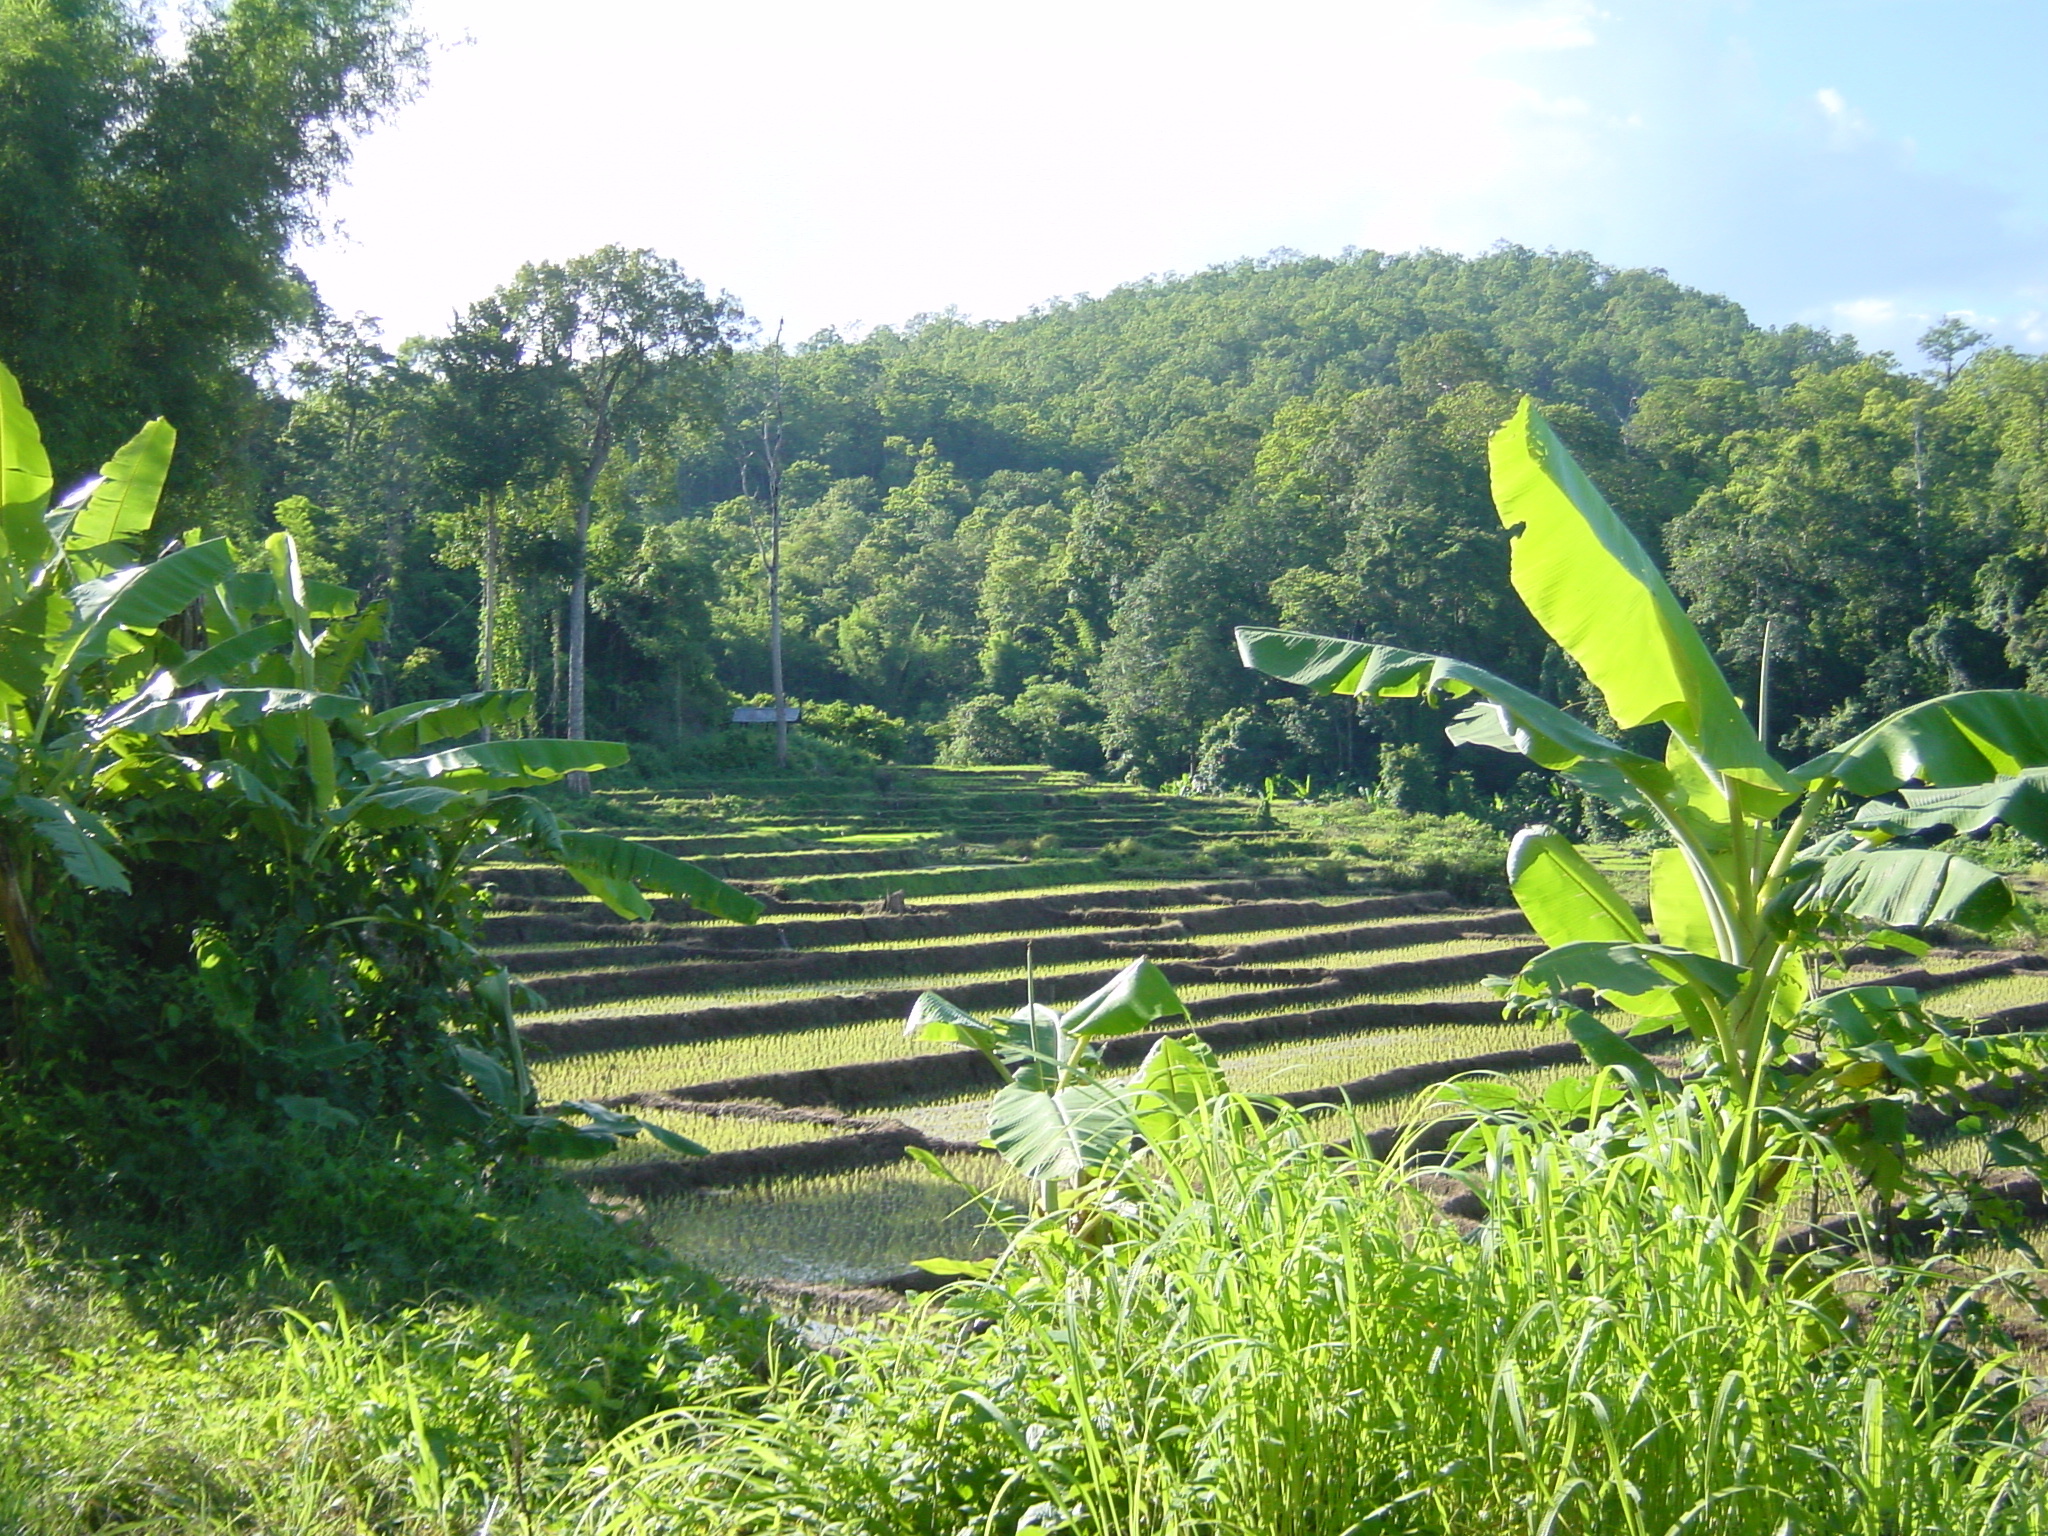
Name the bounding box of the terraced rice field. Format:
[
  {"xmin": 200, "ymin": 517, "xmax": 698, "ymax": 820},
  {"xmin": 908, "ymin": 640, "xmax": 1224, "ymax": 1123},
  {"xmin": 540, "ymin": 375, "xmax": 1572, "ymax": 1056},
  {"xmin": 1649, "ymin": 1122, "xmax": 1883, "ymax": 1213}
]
[{"xmin": 488, "ymin": 766, "xmax": 2048, "ymax": 1298}]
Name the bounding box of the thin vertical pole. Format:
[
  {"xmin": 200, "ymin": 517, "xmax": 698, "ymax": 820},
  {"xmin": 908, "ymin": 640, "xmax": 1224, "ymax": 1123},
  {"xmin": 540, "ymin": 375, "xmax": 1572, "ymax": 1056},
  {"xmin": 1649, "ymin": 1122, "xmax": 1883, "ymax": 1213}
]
[{"xmin": 1757, "ymin": 617, "xmax": 1775, "ymax": 753}]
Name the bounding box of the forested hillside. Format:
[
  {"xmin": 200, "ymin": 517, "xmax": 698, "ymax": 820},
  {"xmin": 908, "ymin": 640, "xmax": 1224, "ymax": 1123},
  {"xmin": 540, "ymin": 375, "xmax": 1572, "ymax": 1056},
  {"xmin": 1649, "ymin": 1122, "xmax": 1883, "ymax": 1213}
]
[{"xmin": 249, "ymin": 245, "xmax": 2048, "ymax": 809}]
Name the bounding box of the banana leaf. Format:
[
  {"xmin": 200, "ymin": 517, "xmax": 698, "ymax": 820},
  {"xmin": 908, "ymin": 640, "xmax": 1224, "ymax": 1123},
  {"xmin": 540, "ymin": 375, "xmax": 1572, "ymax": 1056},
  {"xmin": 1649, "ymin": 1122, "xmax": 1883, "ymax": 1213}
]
[
  {"xmin": 1850, "ymin": 767, "xmax": 2048, "ymax": 842},
  {"xmin": 555, "ymin": 829, "xmax": 762, "ymax": 925},
  {"xmin": 386, "ymin": 738, "xmax": 629, "ymax": 788},
  {"xmin": 989, "ymin": 1079, "xmax": 1139, "ymax": 1183},
  {"xmin": 1235, "ymin": 629, "xmax": 1675, "ymax": 805},
  {"xmin": 1794, "ymin": 690, "xmax": 2048, "ymax": 795},
  {"xmin": 1506, "ymin": 826, "xmax": 1646, "ymax": 947},
  {"xmin": 1061, "ymin": 955, "xmax": 1190, "ymax": 1038},
  {"xmin": 1489, "ymin": 399, "xmax": 1793, "ymax": 799},
  {"xmin": 0, "ymin": 363, "xmax": 52, "ymax": 579},
  {"xmin": 57, "ymin": 539, "xmax": 236, "ymax": 677},
  {"xmin": 17, "ymin": 792, "xmax": 127, "ymax": 892},
  {"xmin": 66, "ymin": 419, "xmax": 173, "ymax": 550},
  {"xmin": 1809, "ymin": 845, "xmax": 2011, "ymax": 930},
  {"xmin": 370, "ymin": 690, "xmax": 536, "ymax": 753}
]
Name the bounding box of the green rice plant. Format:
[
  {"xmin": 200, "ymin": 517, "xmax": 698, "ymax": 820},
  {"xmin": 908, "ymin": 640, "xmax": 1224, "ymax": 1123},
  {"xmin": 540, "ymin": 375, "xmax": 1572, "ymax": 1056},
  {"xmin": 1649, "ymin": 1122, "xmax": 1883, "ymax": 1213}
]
[
  {"xmin": 532, "ymin": 1019, "xmax": 932, "ymax": 1102},
  {"xmin": 642, "ymin": 1155, "xmax": 1026, "ymax": 1285},
  {"xmin": 1215, "ymin": 1019, "xmax": 1561, "ymax": 1094},
  {"xmin": 573, "ymin": 1092, "xmax": 2048, "ymax": 1535},
  {"xmin": 1922, "ymin": 970, "xmax": 2048, "ymax": 1017},
  {"xmin": 569, "ymin": 1108, "xmax": 847, "ymax": 1163}
]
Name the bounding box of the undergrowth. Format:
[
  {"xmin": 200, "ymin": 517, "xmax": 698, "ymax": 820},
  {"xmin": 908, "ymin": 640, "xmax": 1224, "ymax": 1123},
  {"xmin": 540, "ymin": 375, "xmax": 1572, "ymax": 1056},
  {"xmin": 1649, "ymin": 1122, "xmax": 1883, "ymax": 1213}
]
[{"xmin": 574, "ymin": 1092, "xmax": 2047, "ymax": 1536}]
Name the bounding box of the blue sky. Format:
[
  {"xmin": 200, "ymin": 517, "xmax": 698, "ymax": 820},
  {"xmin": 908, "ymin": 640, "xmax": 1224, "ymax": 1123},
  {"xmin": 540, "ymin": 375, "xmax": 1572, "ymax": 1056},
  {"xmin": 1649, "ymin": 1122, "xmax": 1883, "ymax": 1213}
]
[{"xmin": 296, "ymin": 0, "xmax": 2048, "ymax": 361}]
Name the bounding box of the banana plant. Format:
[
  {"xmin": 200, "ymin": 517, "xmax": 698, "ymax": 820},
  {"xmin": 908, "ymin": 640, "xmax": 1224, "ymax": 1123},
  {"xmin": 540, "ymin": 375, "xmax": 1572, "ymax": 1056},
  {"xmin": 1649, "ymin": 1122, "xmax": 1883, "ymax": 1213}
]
[
  {"xmin": 1239, "ymin": 398, "xmax": 2048, "ymax": 1217},
  {"xmin": 907, "ymin": 956, "xmax": 1226, "ymax": 1210},
  {"xmin": 0, "ymin": 361, "xmax": 758, "ymax": 1157}
]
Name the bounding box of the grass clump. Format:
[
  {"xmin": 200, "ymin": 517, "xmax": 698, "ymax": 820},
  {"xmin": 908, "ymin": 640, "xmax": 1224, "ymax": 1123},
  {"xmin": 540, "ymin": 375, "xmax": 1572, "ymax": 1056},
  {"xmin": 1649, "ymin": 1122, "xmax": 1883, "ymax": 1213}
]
[
  {"xmin": 0, "ymin": 1178, "xmax": 773, "ymax": 1535},
  {"xmin": 574, "ymin": 1092, "xmax": 2046, "ymax": 1535}
]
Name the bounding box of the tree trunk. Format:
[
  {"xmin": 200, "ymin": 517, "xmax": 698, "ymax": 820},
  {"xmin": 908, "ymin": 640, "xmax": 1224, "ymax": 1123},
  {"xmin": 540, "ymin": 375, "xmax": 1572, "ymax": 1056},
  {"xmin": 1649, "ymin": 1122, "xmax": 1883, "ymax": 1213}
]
[
  {"xmin": 549, "ymin": 603, "xmax": 564, "ymax": 738},
  {"xmin": 480, "ymin": 492, "xmax": 499, "ymax": 741},
  {"xmin": 565, "ymin": 496, "xmax": 591, "ymax": 794},
  {"xmin": 770, "ymin": 500, "xmax": 786, "ymax": 770}
]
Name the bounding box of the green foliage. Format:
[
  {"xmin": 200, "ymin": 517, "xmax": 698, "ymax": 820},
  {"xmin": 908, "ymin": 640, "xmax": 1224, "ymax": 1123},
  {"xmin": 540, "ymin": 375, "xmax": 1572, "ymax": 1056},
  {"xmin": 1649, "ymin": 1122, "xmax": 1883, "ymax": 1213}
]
[
  {"xmin": 0, "ymin": 370, "xmax": 755, "ymax": 1232},
  {"xmin": 0, "ymin": 1202, "xmax": 772, "ymax": 1534},
  {"xmin": 577, "ymin": 1093, "xmax": 2046, "ymax": 1535},
  {"xmin": 0, "ymin": 0, "xmax": 423, "ymax": 485},
  {"xmin": 906, "ymin": 957, "xmax": 1207, "ymax": 1199},
  {"xmin": 1242, "ymin": 398, "xmax": 2048, "ymax": 1231}
]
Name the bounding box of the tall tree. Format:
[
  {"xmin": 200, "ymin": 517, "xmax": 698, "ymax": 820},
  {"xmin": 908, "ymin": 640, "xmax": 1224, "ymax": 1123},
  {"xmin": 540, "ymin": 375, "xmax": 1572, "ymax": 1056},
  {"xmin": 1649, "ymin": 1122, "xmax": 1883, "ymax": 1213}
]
[
  {"xmin": 498, "ymin": 247, "xmax": 738, "ymax": 786},
  {"xmin": 0, "ymin": 0, "xmax": 423, "ymax": 486},
  {"xmin": 417, "ymin": 295, "xmax": 570, "ymax": 705}
]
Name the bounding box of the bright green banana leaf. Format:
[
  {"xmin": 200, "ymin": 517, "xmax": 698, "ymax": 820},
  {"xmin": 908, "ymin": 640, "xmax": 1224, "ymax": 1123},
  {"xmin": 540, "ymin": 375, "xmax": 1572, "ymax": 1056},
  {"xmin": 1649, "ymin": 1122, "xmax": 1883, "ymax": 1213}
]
[
  {"xmin": 989, "ymin": 1078, "xmax": 1140, "ymax": 1182},
  {"xmin": 1507, "ymin": 826, "xmax": 1646, "ymax": 947},
  {"xmin": 555, "ymin": 829, "xmax": 763, "ymax": 925},
  {"xmin": 1850, "ymin": 768, "xmax": 2048, "ymax": 842},
  {"xmin": 56, "ymin": 539, "xmax": 237, "ymax": 679},
  {"xmin": 1809, "ymin": 846, "xmax": 2011, "ymax": 931},
  {"xmin": 1234, "ymin": 631, "xmax": 1674, "ymax": 810},
  {"xmin": 94, "ymin": 685, "xmax": 367, "ymax": 739},
  {"xmin": 0, "ymin": 363, "xmax": 52, "ymax": 580},
  {"xmin": 387, "ymin": 738, "xmax": 629, "ymax": 788},
  {"xmin": 1489, "ymin": 399, "xmax": 1792, "ymax": 798},
  {"xmin": 1508, "ymin": 828, "xmax": 1683, "ymax": 1013},
  {"xmin": 1132, "ymin": 1033, "xmax": 1229, "ymax": 1150},
  {"xmin": 172, "ymin": 620, "xmax": 293, "ymax": 686},
  {"xmin": 1558, "ymin": 1008, "xmax": 1677, "ymax": 1096},
  {"xmin": 906, "ymin": 992, "xmax": 1002, "ymax": 1058},
  {"xmin": 1510, "ymin": 941, "xmax": 1746, "ymax": 1008},
  {"xmin": 66, "ymin": 419, "xmax": 174, "ymax": 550},
  {"xmin": 370, "ymin": 690, "xmax": 535, "ymax": 754},
  {"xmin": 1794, "ymin": 690, "xmax": 2048, "ymax": 795},
  {"xmin": 1062, "ymin": 956, "xmax": 1190, "ymax": 1038}
]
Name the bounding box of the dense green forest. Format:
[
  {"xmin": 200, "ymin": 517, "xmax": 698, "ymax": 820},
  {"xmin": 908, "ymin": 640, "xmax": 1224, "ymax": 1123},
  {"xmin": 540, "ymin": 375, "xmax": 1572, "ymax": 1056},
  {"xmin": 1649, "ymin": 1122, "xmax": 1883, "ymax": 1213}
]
[{"xmin": 228, "ymin": 245, "xmax": 2041, "ymax": 808}]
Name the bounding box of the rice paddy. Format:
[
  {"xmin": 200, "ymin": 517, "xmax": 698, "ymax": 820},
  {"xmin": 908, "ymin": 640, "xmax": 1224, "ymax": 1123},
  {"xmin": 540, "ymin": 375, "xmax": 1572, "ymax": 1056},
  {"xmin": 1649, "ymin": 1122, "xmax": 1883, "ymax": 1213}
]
[{"xmin": 498, "ymin": 765, "xmax": 2048, "ymax": 1298}]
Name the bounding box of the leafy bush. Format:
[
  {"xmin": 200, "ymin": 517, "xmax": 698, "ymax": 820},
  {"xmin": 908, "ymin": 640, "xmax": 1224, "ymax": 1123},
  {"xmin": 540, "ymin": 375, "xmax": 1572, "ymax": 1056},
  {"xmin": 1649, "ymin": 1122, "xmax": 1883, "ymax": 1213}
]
[{"xmin": 0, "ymin": 369, "xmax": 754, "ymax": 1240}]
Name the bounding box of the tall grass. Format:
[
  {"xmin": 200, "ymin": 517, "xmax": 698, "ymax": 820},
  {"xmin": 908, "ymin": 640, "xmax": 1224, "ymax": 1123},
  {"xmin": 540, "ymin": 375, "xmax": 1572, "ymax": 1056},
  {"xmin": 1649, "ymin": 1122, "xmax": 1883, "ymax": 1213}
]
[{"xmin": 573, "ymin": 1091, "xmax": 2046, "ymax": 1535}]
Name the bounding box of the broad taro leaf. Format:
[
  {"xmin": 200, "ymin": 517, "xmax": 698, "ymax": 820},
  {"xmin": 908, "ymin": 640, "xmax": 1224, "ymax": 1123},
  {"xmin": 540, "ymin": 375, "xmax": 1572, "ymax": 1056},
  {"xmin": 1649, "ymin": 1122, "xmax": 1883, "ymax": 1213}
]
[
  {"xmin": 67, "ymin": 419, "xmax": 173, "ymax": 551},
  {"xmin": 1809, "ymin": 845, "xmax": 2011, "ymax": 931},
  {"xmin": 1512, "ymin": 940, "xmax": 1746, "ymax": 1008},
  {"xmin": 1488, "ymin": 398, "xmax": 1793, "ymax": 799},
  {"xmin": 16, "ymin": 793, "xmax": 127, "ymax": 892},
  {"xmin": 1235, "ymin": 629, "xmax": 1678, "ymax": 821},
  {"xmin": 57, "ymin": 539, "xmax": 236, "ymax": 678},
  {"xmin": 370, "ymin": 689, "xmax": 536, "ymax": 754},
  {"xmin": 0, "ymin": 363, "xmax": 52, "ymax": 580},
  {"xmin": 989, "ymin": 1079, "xmax": 1140, "ymax": 1182},
  {"xmin": 1851, "ymin": 767, "xmax": 2048, "ymax": 843},
  {"xmin": 556, "ymin": 829, "xmax": 763, "ymax": 925},
  {"xmin": 1507, "ymin": 826, "xmax": 1646, "ymax": 947},
  {"xmin": 1794, "ymin": 690, "xmax": 2048, "ymax": 795},
  {"xmin": 906, "ymin": 992, "xmax": 1001, "ymax": 1059},
  {"xmin": 1060, "ymin": 956, "xmax": 1190, "ymax": 1038},
  {"xmin": 386, "ymin": 738, "xmax": 629, "ymax": 788}
]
